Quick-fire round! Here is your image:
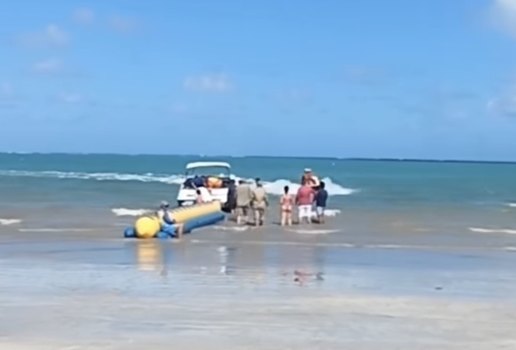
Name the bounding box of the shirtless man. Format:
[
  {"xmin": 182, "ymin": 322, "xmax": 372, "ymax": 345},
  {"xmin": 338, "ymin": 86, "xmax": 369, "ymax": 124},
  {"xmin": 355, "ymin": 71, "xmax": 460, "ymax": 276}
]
[
  {"xmin": 296, "ymin": 179, "xmax": 315, "ymax": 224},
  {"xmin": 251, "ymin": 180, "xmax": 268, "ymax": 226},
  {"xmin": 236, "ymin": 180, "xmax": 253, "ymax": 224}
]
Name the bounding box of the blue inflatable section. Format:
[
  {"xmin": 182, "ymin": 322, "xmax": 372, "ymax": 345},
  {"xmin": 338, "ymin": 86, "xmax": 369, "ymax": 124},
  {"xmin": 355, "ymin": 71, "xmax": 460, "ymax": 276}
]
[
  {"xmin": 182, "ymin": 212, "xmax": 225, "ymax": 234},
  {"xmin": 124, "ymin": 227, "xmax": 136, "ymax": 238},
  {"xmin": 123, "ymin": 212, "xmax": 225, "ymax": 238}
]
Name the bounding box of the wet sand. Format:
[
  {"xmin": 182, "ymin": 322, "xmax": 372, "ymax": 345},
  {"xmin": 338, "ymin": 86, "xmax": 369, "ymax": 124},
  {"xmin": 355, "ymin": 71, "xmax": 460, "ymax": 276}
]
[{"xmin": 1, "ymin": 224, "xmax": 516, "ymax": 349}]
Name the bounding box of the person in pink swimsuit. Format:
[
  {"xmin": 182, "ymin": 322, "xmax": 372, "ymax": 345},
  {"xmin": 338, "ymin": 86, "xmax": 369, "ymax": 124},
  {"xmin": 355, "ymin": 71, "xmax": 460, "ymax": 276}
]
[
  {"xmin": 296, "ymin": 179, "xmax": 315, "ymax": 224},
  {"xmin": 280, "ymin": 185, "xmax": 294, "ymax": 226}
]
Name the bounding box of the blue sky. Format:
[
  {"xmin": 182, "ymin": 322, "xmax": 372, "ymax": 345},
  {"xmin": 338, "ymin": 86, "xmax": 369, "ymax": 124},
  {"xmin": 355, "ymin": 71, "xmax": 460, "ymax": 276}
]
[{"xmin": 1, "ymin": 0, "xmax": 516, "ymax": 160}]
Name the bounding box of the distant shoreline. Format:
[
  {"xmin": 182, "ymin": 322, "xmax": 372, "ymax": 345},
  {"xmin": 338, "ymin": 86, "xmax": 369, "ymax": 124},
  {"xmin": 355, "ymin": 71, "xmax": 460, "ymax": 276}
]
[{"xmin": 0, "ymin": 152, "xmax": 515, "ymax": 165}]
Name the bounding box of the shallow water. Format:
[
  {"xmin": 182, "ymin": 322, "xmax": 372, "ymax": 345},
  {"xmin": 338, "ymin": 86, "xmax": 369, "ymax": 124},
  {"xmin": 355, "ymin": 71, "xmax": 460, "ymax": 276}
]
[
  {"xmin": 2, "ymin": 154, "xmax": 516, "ymax": 348},
  {"xmin": 1, "ymin": 153, "xmax": 516, "ymax": 237},
  {"xmin": 1, "ymin": 229, "xmax": 516, "ymax": 349}
]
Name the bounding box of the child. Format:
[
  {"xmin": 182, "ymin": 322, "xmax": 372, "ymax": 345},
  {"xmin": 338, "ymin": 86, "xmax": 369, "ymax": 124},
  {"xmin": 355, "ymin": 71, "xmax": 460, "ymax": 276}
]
[
  {"xmin": 314, "ymin": 181, "xmax": 328, "ymax": 224},
  {"xmin": 195, "ymin": 189, "xmax": 204, "ymax": 204},
  {"xmin": 280, "ymin": 185, "xmax": 294, "ymax": 226}
]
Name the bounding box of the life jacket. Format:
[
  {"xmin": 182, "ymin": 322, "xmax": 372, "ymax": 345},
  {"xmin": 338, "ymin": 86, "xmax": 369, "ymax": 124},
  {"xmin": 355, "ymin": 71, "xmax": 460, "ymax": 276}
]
[{"xmin": 206, "ymin": 176, "xmax": 222, "ymax": 189}]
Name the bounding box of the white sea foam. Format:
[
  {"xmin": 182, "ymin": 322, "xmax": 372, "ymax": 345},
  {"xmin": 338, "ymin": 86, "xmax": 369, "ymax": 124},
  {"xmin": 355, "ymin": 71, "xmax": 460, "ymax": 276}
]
[
  {"xmin": 287, "ymin": 229, "xmax": 339, "ymax": 235},
  {"xmin": 469, "ymin": 227, "xmax": 516, "ymax": 235},
  {"xmin": 262, "ymin": 177, "xmax": 354, "ymax": 196},
  {"xmin": 111, "ymin": 208, "xmax": 150, "ymax": 217},
  {"xmin": 213, "ymin": 225, "xmax": 251, "ymax": 232},
  {"xmin": 507, "ymin": 203, "xmax": 516, "ymax": 208},
  {"xmin": 0, "ymin": 170, "xmax": 356, "ymax": 196},
  {"xmin": 0, "ymin": 218, "xmax": 21, "ymax": 226},
  {"xmin": 0, "ymin": 170, "xmax": 185, "ymax": 185},
  {"xmin": 17, "ymin": 228, "xmax": 95, "ymax": 232},
  {"xmin": 317, "ymin": 208, "xmax": 341, "ymax": 217}
]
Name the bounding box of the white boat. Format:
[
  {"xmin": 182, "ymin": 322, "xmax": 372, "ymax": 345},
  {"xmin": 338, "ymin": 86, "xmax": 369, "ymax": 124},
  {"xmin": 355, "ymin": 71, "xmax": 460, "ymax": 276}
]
[{"xmin": 176, "ymin": 161, "xmax": 233, "ymax": 207}]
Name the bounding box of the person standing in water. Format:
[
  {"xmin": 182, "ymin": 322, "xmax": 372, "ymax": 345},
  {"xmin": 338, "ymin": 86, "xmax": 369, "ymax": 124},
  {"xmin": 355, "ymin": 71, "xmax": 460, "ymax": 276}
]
[
  {"xmin": 251, "ymin": 180, "xmax": 268, "ymax": 226},
  {"xmin": 296, "ymin": 179, "xmax": 315, "ymax": 224},
  {"xmin": 280, "ymin": 185, "xmax": 294, "ymax": 226},
  {"xmin": 300, "ymin": 168, "xmax": 320, "ymax": 189},
  {"xmin": 313, "ymin": 181, "xmax": 328, "ymax": 224},
  {"xmin": 235, "ymin": 179, "xmax": 253, "ymax": 224},
  {"xmin": 224, "ymin": 179, "xmax": 237, "ymax": 214}
]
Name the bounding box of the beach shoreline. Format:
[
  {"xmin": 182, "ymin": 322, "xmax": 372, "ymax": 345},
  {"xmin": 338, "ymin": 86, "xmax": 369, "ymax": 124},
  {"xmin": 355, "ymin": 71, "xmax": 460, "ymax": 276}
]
[
  {"xmin": 2, "ymin": 222, "xmax": 516, "ymax": 349},
  {"xmin": 1, "ymin": 154, "xmax": 516, "ymax": 349}
]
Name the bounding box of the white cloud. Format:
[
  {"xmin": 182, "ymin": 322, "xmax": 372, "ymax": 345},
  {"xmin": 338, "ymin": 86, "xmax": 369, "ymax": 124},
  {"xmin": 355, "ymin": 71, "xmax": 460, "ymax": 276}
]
[
  {"xmin": 0, "ymin": 82, "xmax": 13, "ymax": 97},
  {"xmin": 183, "ymin": 73, "xmax": 233, "ymax": 93},
  {"xmin": 18, "ymin": 24, "xmax": 69, "ymax": 48},
  {"xmin": 276, "ymin": 88, "xmax": 310, "ymax": 101},
  {"xmin": 171, "ymin": 103, "xmax": 189, "ymax": 114},
  {"xmin": 488, "ymin": 88, "xmax": 516, "ymax": 117},
  {"xmin": 32, "ymin": 58, "xmax": 63, "ymax": 74},
  {"xmin": 73, "ymin": 8, "xmax": 95, "ymax": 25},
  {"xmin": 342, "ymin": 64, "xmax": 387, "ymax": 85},
  {"xmin": 490, "ymin": 0, "xmax": 516, "ymax": 38},
  {"xmin": 0, "ymin": 82, "xmax": 18, "ymax": 109},
  {"xmin": 57, "ymin": 92, "xmax": 83, "ymax": 104},
  {"xmin": 108, "ymin": 15, "xmax": 138, "ymax": 33}
]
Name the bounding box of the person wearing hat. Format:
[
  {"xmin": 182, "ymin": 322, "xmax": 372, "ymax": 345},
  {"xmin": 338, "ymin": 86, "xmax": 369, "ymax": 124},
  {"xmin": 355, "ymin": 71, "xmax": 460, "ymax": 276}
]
[
  {"xmin": 155, "ymin": 201, "xmax": 184, "ymax": 238},
  {"xmin": 156, "ymin": 201, "xmax": 175, "ymax": 226},
  {"xmin": 301, "ymin": 168, "xmax": 320, "ymax": 189}
]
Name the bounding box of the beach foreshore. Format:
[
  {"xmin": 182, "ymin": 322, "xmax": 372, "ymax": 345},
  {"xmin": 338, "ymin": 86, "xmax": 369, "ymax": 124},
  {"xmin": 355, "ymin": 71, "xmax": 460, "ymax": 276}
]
[{"xmin": 1, "ymin": 224, "xmax": 516, "ymax": 349}]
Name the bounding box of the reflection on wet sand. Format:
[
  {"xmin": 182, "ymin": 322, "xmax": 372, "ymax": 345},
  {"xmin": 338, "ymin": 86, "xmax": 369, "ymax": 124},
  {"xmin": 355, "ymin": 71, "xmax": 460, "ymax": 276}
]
[
  {"xmin": 2, "ymin": 230, "xmax": 516, "ymax": 349},
  {"xmin": 134, "ymin": 241, "xmax": 165, "ymax": 272}
]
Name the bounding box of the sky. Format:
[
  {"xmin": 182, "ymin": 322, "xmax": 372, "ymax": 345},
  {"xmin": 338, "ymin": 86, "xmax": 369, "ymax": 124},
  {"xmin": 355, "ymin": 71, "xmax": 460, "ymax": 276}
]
[{"xmin": 1, "ymin": 0, "xmax": 516, "ymax": 160}]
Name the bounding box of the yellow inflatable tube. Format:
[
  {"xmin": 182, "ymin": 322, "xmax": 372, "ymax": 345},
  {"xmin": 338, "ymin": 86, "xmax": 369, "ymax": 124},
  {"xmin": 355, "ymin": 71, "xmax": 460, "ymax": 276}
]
[
  {"xmin": 169, "ymin": 201, "xmax": 221, "ymax": 223},
  {"xmin": 135, "ymin": 216, "xmax": 161, "ymax": 239},
  {"xmin": 133, "ymin": 201, "xmax": 222, "ymax": 239}
]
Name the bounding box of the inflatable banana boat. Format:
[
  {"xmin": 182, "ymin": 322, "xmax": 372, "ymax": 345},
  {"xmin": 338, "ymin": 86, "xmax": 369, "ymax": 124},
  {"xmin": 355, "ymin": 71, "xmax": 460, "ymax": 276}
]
[{"xmin": 124, "ymin": 201, "xmax": 225, "ymax": 239}]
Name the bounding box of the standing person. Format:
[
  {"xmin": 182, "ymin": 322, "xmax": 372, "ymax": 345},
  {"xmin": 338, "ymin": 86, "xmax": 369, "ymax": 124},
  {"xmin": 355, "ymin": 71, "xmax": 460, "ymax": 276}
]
[
  {"xmin": 296, "ymin": 179, "xmax": 314, "ymax": 224},
  {"xmin": 313, "ymin": 181, "xmax": 328, "ymax": 224},
  {"xmin": 224, "ymin": 179, "xmax": 237, "ymax": 214},
  {"xmin": 300, "ymin": 168, "xmax": 320, "ymax": 189},
  {"xmin": 251, "ymin": 180, "xmax": 268, "ymax": 226},
  {"xmin": 280, "ymin": 185, "xmax": 294, "ymax": 226},
  {"xmin": 235, "ymin": 179, "xmax": 253, "ymax": 224}
]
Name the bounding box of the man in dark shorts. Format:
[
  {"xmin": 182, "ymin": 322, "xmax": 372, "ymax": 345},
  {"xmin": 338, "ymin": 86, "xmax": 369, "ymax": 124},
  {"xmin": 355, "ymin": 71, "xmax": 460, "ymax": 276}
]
[{"xmin": 314, "ymin": 181, "xmax": 328, "ymax": 224}]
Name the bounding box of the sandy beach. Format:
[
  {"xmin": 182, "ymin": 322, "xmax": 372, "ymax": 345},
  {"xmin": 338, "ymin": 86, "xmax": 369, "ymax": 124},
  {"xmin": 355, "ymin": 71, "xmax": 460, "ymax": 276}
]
[{"xmin": 2, "ymin": 222, "xmax": 516, "ymax": 350}]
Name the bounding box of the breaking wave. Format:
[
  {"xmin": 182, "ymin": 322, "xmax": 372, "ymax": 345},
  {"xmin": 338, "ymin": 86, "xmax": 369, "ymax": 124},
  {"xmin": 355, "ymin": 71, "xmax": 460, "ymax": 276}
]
[
  {"xmin": 262, "ymin": 178, "xmax": 354, "ymax": 196},
  {"xmin": 111, "ymin": 208, "xmax": 150, "ymax": 217},
  {"xmin": 0, "ymin": 218, "xmax": 21, "ymax": 226},
  {"xmin": 469, "ymin": 227, "xmax": 516, "ymax": 235},
  {"xmin": 0, "ymin": 170, "xmax": 185, "ymax": 184},
  {"xmin": 0, "ymin": 170, "xmax": 356, "ymax": 196}
]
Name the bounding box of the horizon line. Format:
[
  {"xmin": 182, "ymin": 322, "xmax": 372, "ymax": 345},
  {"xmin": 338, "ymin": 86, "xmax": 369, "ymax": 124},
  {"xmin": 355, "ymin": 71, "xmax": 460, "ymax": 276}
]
[{"xmin": 0, "ymin": 152, "xmax": 515, "ymax": 165}]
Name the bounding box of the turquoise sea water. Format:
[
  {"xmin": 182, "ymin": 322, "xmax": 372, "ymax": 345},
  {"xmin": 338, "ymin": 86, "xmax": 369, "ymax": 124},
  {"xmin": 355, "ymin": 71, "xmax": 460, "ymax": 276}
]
[{"xmin": 0, "ymin": 153, "xmax": 515, "ymax": 233}]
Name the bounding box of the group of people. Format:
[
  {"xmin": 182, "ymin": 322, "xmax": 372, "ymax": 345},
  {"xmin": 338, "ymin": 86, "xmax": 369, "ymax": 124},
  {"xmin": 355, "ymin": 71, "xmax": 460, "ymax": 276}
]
[
  {"xmin": 279, "ymin": 178, "xmax": 328, "ymax": 226},
  {"xmin": 230, "ymin": 168, "xmax": 328, "ymax": 227},
  {"xmin": 233, "ymin": 178, "xmax": 269, "ymax": 226}
]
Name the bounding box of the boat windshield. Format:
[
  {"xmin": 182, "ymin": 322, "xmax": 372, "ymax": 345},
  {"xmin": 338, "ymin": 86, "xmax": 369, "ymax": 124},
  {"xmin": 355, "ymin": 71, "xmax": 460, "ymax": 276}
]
[{"xmin": 185, "ymin": 166, "xmax": 231, "ymax": 178}]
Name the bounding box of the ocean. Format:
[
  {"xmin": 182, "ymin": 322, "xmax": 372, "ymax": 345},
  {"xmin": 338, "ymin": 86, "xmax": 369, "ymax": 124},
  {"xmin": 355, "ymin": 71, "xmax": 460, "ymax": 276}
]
[
  {"xmin": 0, "ymin": 153, "xmax": 516, "ymax": 238},
  {"xmin": 2, "ymin": 153, "xmax": 516, "ymax": 350}
]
